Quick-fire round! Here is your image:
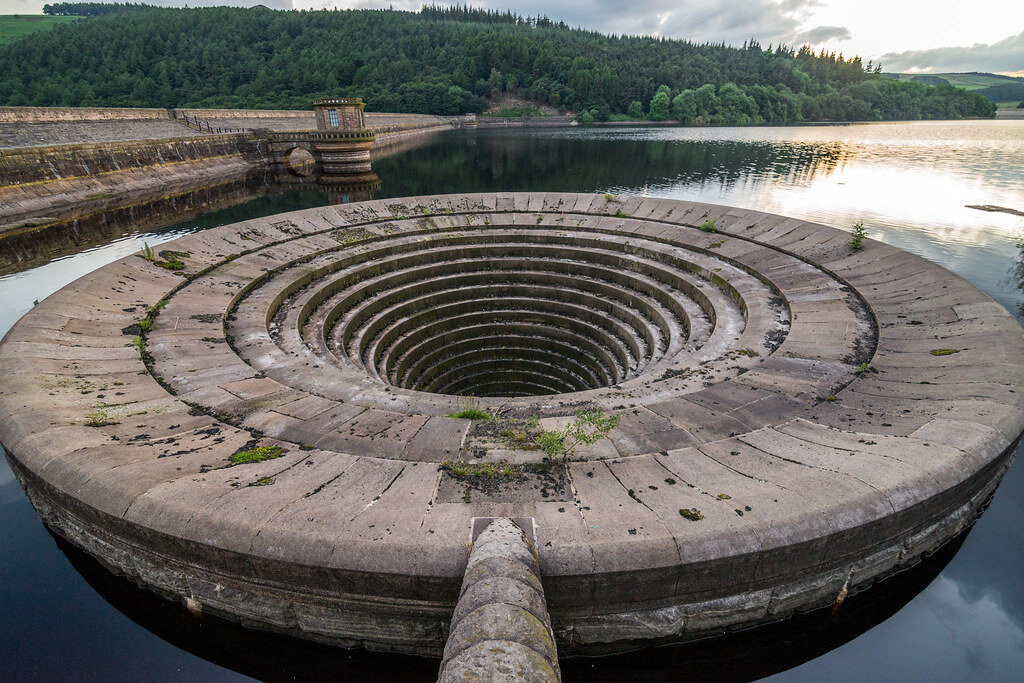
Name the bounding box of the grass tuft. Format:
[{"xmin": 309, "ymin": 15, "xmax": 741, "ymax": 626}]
[{"xmin": 446, "ymin": 408, "xmax": 495, "ymax": 420}]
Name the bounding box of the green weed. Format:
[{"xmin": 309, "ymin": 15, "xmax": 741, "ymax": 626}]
[
  {"xmin": 848, "ymin": 222, "xmax": 867, "ymax": 249},
  {"xmin": 229, "ymin": 445, "xmax": 286, "ymax": 464}
]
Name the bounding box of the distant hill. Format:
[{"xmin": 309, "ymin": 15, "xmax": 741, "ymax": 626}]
[
  {"xmin": 0, "ymin": 14, "xmax": 80, "ymax": 45},
  {"xmin": 0, "ymin": 4, "xmax": 996, "ymax": 122},
  {"xmin": 888, "ymin": 71, "xmax": 1024, "ymax": 106}
]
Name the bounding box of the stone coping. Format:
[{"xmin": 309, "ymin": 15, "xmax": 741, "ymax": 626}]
[{"xmin": 1, "ymin": 193, "xmax": 1022, "ymax": 655}]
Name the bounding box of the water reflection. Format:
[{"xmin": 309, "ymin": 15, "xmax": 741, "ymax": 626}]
[
  {"xmin": 770, "ymin": 574, "xmax": 1024, "ymax": 683},
  {"xmin": 0, "ymin": 175, "xmax": 271, "ymax": 276},
  {"xmin": 0, "ymin": 171, "xmax": 382, "ymax": 277}
]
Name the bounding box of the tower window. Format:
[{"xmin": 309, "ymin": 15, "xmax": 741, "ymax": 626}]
[{"xmin": 328, "ymin": 110, "xmax": 339, "ymax": 128}]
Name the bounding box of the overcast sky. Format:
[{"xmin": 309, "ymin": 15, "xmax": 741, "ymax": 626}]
[{"xmin": 1, "ymin": 0, "xmax": 1021, "ymax": 75}]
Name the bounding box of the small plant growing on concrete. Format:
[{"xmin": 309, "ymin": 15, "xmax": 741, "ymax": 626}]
[
  {"xmin": 848, "ymin": 222, "xmax": 867, "ymax": 249},
  {"xmin": 84, "ymin": 410, "xmax": 116, "ymax": 427},
  {"xmin": 699, "ymin": 219, "xmax": 717, "ymax": 233},
  {"xmin": 930, "ymin": 348, "xmax": 960, "ymax": 356},
  {"xmin": 856, "ymin": 362, "xmax": 872, "ymax": 374},
  {"xmin": 537, "ymin": 408, "xmax": 621, "ymax": 460},
  {"xmin": 130, "ymin": 336, "xmax": 146, "ymax": 358},
  {"xmin": 603, "ymin": 193, "xmax": 620, "ymax": 203},
  {"xmin": 140, "ymin": 242, "xmax": 155, "ymax": 262},
  {"xmin": 137, "ymin": 299, "xmax": 167, "ymax": 333}
]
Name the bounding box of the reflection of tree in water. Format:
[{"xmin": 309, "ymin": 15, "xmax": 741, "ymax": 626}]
[
  {"xmin": 0, "ymin": 178, "xmax": 332, "ymax": 277},
  {"xmin": 373, "ymin": 129, "xmax": 854, "ymax": 199}
]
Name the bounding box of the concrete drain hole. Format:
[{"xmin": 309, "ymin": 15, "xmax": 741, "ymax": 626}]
[{"xmin": 244, "ymin": 228, "xmax": 790, "ymax": 399}]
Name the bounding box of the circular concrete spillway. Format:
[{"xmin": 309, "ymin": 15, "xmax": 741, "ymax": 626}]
[{"xmin": 1, "ymin": 193, "xmax": 1022, "ymax": 657}]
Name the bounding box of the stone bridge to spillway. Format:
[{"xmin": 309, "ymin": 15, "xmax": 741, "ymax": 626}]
[{"xmin": 1, "ymin": 193, "xmax": 1022, "ymax": 665}]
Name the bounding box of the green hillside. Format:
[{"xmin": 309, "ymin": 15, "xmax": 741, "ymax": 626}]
[
  {"xmin": 928, "ymin": 73, "xmax": 1024, "ymax": 90},
  {"xmin": 891, "ymin": 71, "xmax": 1024, "ymax": 106},
  {"xmin": 891, "ymin": 72, "xmax": 1024, "ymax": 90},
  {"xmin": 0, "ymin": 4, "xmax": 996, "ymax": 122},
  {"xmin": 0, "ymin": 14, "xmax": 80, "ymax": 45}
]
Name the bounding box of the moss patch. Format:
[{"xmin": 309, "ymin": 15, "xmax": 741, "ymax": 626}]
[
  {"xmin": 679, "ymin": 508, "xmax": 704, "ymax": 521},
  {"xmin": 446, "ymin": 408, "xmax": 495, "ymax": 420},
  {"xmin": 229, "ymin": 445, "xmax": 286, "ymax": 464}
]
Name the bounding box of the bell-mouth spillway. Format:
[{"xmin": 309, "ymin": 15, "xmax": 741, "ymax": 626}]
[{"xmin": 1, "ymin": 192, "xmax": 1022, "ymax": 657}]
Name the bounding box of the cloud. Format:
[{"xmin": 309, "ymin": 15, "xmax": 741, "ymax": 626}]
[
  {"xmin": 879, "ymin": 30, "xmax": 1024, "ymax": 73},
  {"xmin": 318, "ymin": 1, "xmax": 839, "ymax": 48},
  {"xmin": 795, "ymin": 25, "xmax": 852, "ymax": 45}
]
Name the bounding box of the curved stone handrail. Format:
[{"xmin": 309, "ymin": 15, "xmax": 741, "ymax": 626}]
[
  {"xmin": 1, "ymin": 193, "xmax": 1021, "ymax": 657},
  {"xmin": 438, "ymin": 518, "xmax": 560, "ymax": 682}
]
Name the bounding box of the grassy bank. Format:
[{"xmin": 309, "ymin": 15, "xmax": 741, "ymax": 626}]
[{"xmin": 0, "ymin": 15, "xmax": 80, "ymax": 44}]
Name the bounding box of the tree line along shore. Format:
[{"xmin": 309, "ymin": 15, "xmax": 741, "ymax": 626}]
[{"xmin": 0, "ymin": 4, "xmax": 996, "ymax": 124}]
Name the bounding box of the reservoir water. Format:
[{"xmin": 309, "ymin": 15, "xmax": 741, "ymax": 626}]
[{"xmin": 2, "ymin": 120, "xmax": 1023, "ymax": 681}]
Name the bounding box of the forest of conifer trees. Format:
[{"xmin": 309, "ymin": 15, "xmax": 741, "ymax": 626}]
[{"xmin": 0, "ymin": 4, "xmax": 994, "ymax": 123}]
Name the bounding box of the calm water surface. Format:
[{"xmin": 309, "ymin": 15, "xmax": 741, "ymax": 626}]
[{"xmin": 2, "ymin": 121, "xmax": 1023, "ymax": 680}]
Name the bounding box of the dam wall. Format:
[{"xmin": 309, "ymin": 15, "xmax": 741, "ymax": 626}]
[
  {"xmin": 0, "ymin": 132, "xmax": 261, "ymax": 186},
  {"xmin": 0, "ymin": 133, "xmax": 265, "ymax": 245},
  {"xmin": 0, "ymin": 106, "xmax": 461, "ymax": 251}
]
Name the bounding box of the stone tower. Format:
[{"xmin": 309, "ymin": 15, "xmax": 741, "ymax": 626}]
[{"xmin": 313, "ymin": 97, "xmax": 366, "ymax": 131}]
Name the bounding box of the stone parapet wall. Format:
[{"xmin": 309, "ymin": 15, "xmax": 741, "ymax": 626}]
[
  {"xmin": 0, "ymin": 106, "xmax": 173, "ymax": 123},
  {"xmin": 178, "ymin": 108, "xmax": 313, "ymax": 120}
]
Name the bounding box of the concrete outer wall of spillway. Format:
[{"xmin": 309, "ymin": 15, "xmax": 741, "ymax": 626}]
[{"xmin": 1, "ymin": 192, "xmax": 1021, "ymax": 657}]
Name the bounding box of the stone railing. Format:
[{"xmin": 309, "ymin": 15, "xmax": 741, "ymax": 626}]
[{"xmin": 438, "ymin": 518, "xmax": 561, "ymax": 683}]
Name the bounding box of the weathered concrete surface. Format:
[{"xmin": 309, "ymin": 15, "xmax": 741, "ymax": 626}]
[
  {"xmin": 1, "ymin": 193, "xmax": 1021, "ymax": 657},
  {"xmin": 438, "ymin": 518, "xmax": 560, "ymax": 682}
]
